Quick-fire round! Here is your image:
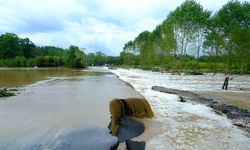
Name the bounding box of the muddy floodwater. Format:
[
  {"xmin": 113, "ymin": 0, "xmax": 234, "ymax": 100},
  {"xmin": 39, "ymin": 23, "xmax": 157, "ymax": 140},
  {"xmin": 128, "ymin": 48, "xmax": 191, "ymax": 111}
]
[{"xmin": 0, "ymin": 67, "xmax": 142, "ymax": 150}]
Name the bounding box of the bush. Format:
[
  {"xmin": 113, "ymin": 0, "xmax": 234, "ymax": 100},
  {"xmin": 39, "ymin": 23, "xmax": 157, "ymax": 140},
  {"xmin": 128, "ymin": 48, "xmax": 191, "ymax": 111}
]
[
  {"xmin": 66, "ymin": 46, "xmax": 86, "ymax": 68},
  {"xmin": 15, "ymin": 57, "xmax": 27, "ymax": 67},
  {"xmin": 185, "ymin": 61, "xmax": 196, "ymax": 70},
  {"xmin": 27, "ymin": 59, "xmax": 35, "ymax": 67},
  {"xmin": 34, "ymin": 56, "xmax": 44, "ymax": 67}
]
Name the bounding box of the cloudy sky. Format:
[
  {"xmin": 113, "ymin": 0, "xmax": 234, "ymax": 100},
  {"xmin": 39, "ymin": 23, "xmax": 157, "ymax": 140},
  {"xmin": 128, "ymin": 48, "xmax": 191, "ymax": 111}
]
[{"xmin": 0, "ymin": 0, "xmax": 247, "ymax": 55}]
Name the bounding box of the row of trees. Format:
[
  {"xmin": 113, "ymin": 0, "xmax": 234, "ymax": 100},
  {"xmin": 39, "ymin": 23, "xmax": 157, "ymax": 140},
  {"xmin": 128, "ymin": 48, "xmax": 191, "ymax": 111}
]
[
  {"xmin": 0, "ymin": 32, "xmax": 123, "ymax": 68},
  {"xmin": 122, "ymin": 0, "xmax": 250, "ymax": 74},
  {"xmin": 0, "ymin": 33, "xmax": 118, "ymax": 68}
]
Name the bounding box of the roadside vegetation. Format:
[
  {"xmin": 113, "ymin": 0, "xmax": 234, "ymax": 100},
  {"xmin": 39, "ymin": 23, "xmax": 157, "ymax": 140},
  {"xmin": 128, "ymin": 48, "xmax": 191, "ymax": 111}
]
[{"xmin": 0, "ymin": 0, "xmax": 249, "ymax": 74}]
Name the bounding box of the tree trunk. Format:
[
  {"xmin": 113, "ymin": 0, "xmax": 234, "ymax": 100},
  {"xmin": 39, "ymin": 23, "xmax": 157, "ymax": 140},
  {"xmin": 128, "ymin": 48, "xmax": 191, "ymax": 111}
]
[
  {"xmin": 196, "ymin": 43, "xmax": 201, "ymax": 72},
  {"xmin": 227, "ymin": 47, "xmax": 232, "ymax": 74},
  {"xmin": 183, "ymin": 40, "xmax": 188, "ymax": 55},
  {"xmin": 240, "ymin": 53, "xmax": 244, "ymax": 76},
  {"xmin": 196, "ymin": 33, "xmax": 203, "ymax": 72},
  {"xmin": 214, "ymin": 46, "xmax": 218, "ymax": 75},
  {"xmin": 179, "ymin": 37, "xmax": 185, "ymax": 75},
  {"xmin": 172, "ymin": 49, "xmax": 176, "ymax": 71}
]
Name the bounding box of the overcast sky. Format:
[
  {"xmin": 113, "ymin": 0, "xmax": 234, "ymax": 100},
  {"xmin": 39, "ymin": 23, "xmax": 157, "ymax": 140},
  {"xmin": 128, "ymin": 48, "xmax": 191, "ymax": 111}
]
[{"xmin": 0, "ymin": 0, "xmax": 247, "ymax": 55}]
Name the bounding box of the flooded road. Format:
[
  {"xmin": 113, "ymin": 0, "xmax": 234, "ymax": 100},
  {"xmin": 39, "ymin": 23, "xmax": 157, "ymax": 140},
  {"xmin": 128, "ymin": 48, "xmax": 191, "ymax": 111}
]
[
  {"xmin": 111, "ymin": 68, "xmax": 250, "ymax": 150},
  {"xmin": 0, "ymin": 67, "xmax": 142, "ymax": 149}
]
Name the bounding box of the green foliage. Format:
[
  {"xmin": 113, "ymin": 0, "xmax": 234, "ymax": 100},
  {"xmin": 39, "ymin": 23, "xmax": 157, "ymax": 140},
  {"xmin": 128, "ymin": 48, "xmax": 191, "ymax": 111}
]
[
  {"xmin": 65, "ymin": 45, "xmax": 86, "ymax": 68},
  {"xmin": 86, "ymin": 52, "xmax": 122, "ymax": 66},
  {"xmin": 94, "ymin": 51, "xmax": 106, "ymax": 66},
  {"xmin": 34, "ymin": 56, "xmax": 63, "ymax": 67},
  {"xmin": 119, "ymin": 51, "xmax": 139, "ymax": 66},
  {"xmin": 120, "ymin": 0, "xmax": 250, "ymax": 74},
  {"xmin": 0, "ymin": 33, "xmax": 22, "ymax": 58},
  {"xmin": 212, "ymin": 0, "xmax": 250, "ymax": 73},
  {"xmin": 185, "ymin": 61, "xmax": 196, "ymax": 70},
  {"xmin": 19, "ymin": 38, "xmax": 36, "ymax": 58},
  {"xmin": 0, "ymin": 33, "xmax": 87, "ymax": 68},
  {"xmin": 38, "ymin": 46, "xmax": 66, "ymax": 56}
]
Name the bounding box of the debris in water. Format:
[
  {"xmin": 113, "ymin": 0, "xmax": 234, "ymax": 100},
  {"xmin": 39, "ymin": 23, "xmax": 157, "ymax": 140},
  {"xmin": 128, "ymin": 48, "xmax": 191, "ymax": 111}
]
[{"xmin": 179, "ymin": 96, "xmax": 186, "ymax": 102}]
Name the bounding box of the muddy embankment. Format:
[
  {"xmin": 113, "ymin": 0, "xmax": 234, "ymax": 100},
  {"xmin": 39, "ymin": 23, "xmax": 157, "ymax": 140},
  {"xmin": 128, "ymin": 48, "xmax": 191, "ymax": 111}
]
[
  {"xmin": 109, "ymin": 98, "xmax": 154, "ymax": 149},
  {"xmin": 152, "ymin": 86, "xmax": 250, "ymax": 132}
]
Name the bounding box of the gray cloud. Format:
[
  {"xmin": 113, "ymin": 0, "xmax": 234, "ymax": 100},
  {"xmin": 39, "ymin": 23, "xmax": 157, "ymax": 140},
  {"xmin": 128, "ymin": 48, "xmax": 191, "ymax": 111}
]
[{"xmin": 0, "ymin": 0, "xmax": 246, "ymax": 55}]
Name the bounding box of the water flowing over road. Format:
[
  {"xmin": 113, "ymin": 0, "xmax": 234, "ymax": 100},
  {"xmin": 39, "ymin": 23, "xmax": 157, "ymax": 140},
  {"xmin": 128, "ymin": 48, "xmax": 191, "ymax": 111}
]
[
  {"xmin": 110, "ymin": 68, "xmax": 250, "ymax": 150},
  {"xmin": 0, "ymin": 67, "xmax": 142, "ymax": 150}
]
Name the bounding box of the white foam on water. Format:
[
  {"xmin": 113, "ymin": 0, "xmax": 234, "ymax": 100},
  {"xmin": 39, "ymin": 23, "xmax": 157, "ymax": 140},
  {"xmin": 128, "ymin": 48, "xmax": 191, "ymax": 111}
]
[
  {"xmin": 86, "ymin": 66, "xmax": 110, "ymax": 73},
  {"xmin": 111, "ymin": 68, "xmax": 250, "ymax": 92},
  {"xmin": 110, "ymin": 68, "xmax": 250, "ymax": 150}
]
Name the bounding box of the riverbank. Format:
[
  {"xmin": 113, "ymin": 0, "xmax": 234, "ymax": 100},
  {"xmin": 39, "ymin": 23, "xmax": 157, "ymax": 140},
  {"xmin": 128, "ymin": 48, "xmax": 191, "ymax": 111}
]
[{"xmin": 110, "ymin": 68, "xmax": 250, "ymax": 149}]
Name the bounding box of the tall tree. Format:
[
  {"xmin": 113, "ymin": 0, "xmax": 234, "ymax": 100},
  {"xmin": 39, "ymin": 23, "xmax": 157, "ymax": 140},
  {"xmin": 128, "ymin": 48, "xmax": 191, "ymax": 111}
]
[
  {"xmin": 19, "ymin": 38, "xmax": 36, "ymax": 58},
  {"xmin": 215, "ymin": 0, "xmax": 250, "ymax": 73},
  {"xmin": 203, "ymin": 16, "xmax": 224, "ymax": 74},
  {"xmin": 161, "ymin": 14, "xmax": 177, "ymax": 69},
  {"xmin": 123, "ymin": 40, "xmax": 137, "ymax": 65},
  {"xmin": 66, "ymin": 45, "xmax": 86, "ymax": 68},
  {"xmin": 170, "ymin": 0, "xmax": 210, "ymax": 73},
  {"xmin": 133, "ymin": 31, "xmax": 154, "ymax": 67},
  {"xmin": 0, "ymin": 33, "xmax": 22, "ymax": 58}
]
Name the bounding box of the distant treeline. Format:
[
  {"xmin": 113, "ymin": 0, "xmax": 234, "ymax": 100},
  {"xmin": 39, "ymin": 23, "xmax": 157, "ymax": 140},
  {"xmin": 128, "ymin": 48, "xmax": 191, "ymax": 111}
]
[
  {"xmin": 0, "ymin": 33, "xmax": 121, "ymax": 68},
  {"xmin": 121, "ymin": 0, "xmax": 250, "ymax": 74}
]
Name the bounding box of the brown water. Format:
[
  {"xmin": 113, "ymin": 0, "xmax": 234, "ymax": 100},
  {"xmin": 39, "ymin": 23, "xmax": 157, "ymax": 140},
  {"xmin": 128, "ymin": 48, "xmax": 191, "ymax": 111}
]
[
  {"xmin": 0, "ymin": 68, "xmax": 107, "ymax": 88},
  {"xmin": 0, "ymin": 67, "xmax": 142, "ymax": 149}
]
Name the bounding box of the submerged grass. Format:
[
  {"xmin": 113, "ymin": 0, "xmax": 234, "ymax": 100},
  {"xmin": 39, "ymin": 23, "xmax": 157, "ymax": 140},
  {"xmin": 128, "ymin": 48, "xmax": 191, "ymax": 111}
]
[
  {"xmin": 109, "ymin": 98, "xmax": 154, "ymax": 135},
  {"xmin": 0, "ymin": 88, "xmax": 15, "ymax": 97}
]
